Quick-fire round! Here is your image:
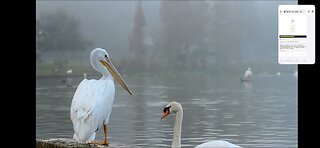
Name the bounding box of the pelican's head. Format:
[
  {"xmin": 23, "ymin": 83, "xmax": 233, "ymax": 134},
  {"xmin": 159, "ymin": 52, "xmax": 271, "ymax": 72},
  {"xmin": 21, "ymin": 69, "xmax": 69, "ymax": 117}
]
[
  {"xmin": 90, "ymin": 48, "xmax": 132, "ymax": 95},
  {"xmin": 248, "ymin": 67, "xmax": 251, "ymax": 71},
  {"xmin": 161, "ymin": 101, "xmax": 182, "ymax": 119}
]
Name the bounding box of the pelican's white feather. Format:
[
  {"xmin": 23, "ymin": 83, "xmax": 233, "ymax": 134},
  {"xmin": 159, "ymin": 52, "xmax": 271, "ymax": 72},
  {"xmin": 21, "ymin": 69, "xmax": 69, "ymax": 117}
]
[
  {"xmin": 70, "ymin": 48, "xmax": 128, "ymax": 144},
  {"xmin": 70, "ymin": 78, "xmax": 115, "ymax": 143}
]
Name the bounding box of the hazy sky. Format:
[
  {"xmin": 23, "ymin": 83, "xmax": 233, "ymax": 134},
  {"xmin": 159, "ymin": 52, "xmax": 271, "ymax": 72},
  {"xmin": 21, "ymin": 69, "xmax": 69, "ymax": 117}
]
[{"xmin": 36, "ymin": 0, "xmax": 296, "ymax": 62}]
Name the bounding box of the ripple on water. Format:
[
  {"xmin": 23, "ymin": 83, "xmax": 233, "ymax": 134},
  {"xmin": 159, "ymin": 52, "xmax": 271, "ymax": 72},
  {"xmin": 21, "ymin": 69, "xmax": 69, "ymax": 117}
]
[{"xmin": 36, "ymin": 75, "xmax": 297, "ymax": 147}]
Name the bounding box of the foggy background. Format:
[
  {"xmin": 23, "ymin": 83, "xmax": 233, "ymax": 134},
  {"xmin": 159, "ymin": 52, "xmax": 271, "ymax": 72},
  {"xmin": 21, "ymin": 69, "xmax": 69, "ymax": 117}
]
[
  {"xmin": 36, "ymin": 1, "xmax": 298, "ymax": 147},
  {"xmin": 36, "ymin": 0, "xmax": 296, "ymax": 75}
]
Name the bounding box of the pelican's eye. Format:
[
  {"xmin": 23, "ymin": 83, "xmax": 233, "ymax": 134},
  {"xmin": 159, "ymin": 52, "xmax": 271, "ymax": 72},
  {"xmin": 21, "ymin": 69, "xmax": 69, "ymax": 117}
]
[
  {"xmin": 105, "ymin": 55, "xmax": 108, "ymax": 59},
  {"xmin": 163, "ymin": 106, "xmax": 171, "ymax": 113}
]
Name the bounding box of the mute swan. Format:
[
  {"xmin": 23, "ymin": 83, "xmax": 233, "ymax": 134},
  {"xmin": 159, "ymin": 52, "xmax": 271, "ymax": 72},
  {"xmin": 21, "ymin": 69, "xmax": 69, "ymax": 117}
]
[{"xmin": 161, "ymin": 101, "xmax": 241, "ymax": 148}]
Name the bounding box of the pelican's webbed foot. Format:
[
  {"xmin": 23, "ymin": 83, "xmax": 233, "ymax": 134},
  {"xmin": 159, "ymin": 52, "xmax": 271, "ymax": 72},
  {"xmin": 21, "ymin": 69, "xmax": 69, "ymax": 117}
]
[{"xmin": 90, "ymin": 140, "xmax": 109, "ymax": 146}]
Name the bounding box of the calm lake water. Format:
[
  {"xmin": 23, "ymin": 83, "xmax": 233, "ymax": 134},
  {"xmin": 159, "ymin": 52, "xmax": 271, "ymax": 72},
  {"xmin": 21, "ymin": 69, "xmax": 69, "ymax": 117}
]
[{"xmin": 36, "ymin": 72, "xmax": 297, "ymax": 147}]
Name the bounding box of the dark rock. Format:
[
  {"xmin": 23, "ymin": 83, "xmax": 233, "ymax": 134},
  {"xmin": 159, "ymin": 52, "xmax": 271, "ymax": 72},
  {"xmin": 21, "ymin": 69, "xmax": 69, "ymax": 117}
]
[{"xmin": 36, "ymin": 138, "xmax": 140, "ymax": 148}]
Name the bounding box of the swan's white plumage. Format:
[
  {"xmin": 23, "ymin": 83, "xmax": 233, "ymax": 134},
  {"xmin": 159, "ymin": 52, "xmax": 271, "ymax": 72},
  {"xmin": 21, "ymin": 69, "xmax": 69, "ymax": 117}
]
[{"xmin": 195, "ymin": 140, "xmax": 241, "ymax": 148}]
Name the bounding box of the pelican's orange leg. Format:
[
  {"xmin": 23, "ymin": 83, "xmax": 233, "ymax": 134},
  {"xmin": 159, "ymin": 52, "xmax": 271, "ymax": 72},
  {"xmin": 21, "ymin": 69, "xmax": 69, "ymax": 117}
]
[
  {"xmin": 103, "ymin": 124, "xmax": 109, "ymax": 146},
  {"xmin": 89, "ymin": 124, "xmax": 109, "ymax": 146}
]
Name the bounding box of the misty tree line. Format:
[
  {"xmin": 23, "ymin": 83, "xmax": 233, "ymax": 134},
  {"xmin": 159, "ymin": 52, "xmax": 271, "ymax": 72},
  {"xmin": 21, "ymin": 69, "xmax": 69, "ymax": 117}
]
[
  {"xmin": 128, "ymin": 1, "xmax": 259, "ymax": 71},
  {"xmin": 128, "ymin": 1, "xmax": 213, "ymax": 71},
  {"xmin": 36, "ymin": 1, "xmax": 261, "ymax": 72},
  {"xmin": 36, "ymin": 9, "xmax": 93, "ymax": 64}
]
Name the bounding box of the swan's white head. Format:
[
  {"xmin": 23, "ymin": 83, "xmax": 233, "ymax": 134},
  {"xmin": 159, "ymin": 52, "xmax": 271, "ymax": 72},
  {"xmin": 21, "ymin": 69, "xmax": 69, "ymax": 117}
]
[
  {"xmin": 161, "ymin": 101, "xmax": 182, "ymax": 119},
  {"xmin": 90, "ymin": 48, "xmax": 132, "ymax": 95}
]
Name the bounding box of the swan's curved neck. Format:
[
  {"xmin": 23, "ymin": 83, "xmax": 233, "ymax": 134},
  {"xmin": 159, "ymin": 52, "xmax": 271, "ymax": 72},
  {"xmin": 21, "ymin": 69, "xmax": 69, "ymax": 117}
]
[{"xmin": 172, "ymin": 107, "xmax": 183, "ymax": 148}]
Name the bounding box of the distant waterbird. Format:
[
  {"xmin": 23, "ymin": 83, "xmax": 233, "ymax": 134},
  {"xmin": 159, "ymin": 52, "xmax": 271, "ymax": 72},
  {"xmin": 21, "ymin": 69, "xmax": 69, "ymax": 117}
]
[
  {"xmin": 241, "ymin": 67, "xmax": 252, "ymax": 82},
  {"xmin": 67, "ymin": 69, "xmax": 73, "ymax": 74},
  {"xmin": 293, "ymin": 70, "xmax": 298, "ymax": 78},
  {"xmin": 83, "ymin": 73, "xmax": 87, "ymax": 79},
  {"xmin": 70, "ymin": 48, "xmax": 132, "ymax": 145},
  {"xmin": 62, "ymin": 68, "xmax": 73, "ymax": 87}
]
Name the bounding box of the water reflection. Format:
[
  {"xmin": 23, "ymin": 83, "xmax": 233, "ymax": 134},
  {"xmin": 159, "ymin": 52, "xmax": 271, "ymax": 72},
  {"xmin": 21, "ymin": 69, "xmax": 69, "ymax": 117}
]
[{"xmin": 36, "ymin": 73, "xmax": 297, "ymax": 147}]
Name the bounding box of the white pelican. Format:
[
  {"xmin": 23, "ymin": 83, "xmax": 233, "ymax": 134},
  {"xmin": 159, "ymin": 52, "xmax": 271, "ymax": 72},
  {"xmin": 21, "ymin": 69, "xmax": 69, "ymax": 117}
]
[
  {"xmin": 161, "ymin": 101, "xmax": 241, "ymax": 148},
  {"xmin": 70, "ymin": 48, "xmax": 132, "ymax": 145},
  {"xmin": 241, "ymin": 67, "xmax": 252, "ymax": 82}
]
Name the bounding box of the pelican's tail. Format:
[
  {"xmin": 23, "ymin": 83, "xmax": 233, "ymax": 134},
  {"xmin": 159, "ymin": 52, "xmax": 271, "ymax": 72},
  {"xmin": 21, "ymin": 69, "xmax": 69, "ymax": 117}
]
[
  {"xmin": 73, "ymin": 131, "xmax": 95, "ymax": 143},
  {"xmin": 71, "ymin": 110, "xmax": 97, "ymax": 143}
]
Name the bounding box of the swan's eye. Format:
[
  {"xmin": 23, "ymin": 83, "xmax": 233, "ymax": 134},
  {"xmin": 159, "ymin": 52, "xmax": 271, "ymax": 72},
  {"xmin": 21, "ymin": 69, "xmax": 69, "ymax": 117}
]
[{"xmin": 163, "ymin": 106, "xmax": 171, "ymax": 113}]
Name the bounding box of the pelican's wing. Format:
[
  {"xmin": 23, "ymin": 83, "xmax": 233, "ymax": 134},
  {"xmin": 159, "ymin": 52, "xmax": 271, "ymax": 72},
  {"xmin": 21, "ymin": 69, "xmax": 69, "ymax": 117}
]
[
  {"xmin": 70, "ymin": 79, "xmax": 103, "ymax": 143},
  {"xmin": 195, "ymin": 140, "xmax": 241, "ymax": 148}
]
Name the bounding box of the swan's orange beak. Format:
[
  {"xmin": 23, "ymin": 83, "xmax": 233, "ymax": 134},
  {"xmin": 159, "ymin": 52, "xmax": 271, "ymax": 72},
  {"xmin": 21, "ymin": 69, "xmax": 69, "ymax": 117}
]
[
  {"xmin": 100, "ymin": 60, "xmax": 132, "ymax": 95},
  {"xmin": 161, "ymin": 110, "xmax": 170, "ymax": 120}
]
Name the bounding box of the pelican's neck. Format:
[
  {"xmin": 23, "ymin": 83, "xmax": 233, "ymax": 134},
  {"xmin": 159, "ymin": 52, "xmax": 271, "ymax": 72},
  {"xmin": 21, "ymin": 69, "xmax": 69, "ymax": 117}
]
[
  {"xmin": 172, "ymin": 107, "xmax": 183, "ymax": 148},
  {"xmin": 101, "ymin": 73, "xmax": 113, "ymax": 81},
  {"xmin": 90, "ymin": 58, "xmax": 111, "ymax": 80}
]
